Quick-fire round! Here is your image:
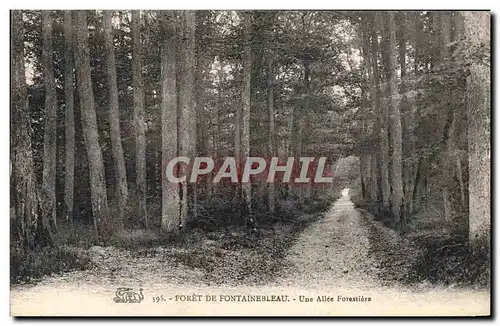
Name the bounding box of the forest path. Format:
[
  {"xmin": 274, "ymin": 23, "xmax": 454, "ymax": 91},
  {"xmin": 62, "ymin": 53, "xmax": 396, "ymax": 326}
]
[
  {"xmin": 10, "ymin": 192, "xmax": 490, "ymax": 316},
  {"xmin": 276, "ymin": 191, "xmax": 381, "ymax": 289}
]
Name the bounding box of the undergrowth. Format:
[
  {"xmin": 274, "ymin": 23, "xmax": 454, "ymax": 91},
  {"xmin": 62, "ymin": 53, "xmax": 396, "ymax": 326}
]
[
  {"xmin": 356, "ymin": 199, "xmax": 490, "ymax": 288},
  {"xmin": 11, "ymin": 194, "xmax": 334, "ymax": 285}
]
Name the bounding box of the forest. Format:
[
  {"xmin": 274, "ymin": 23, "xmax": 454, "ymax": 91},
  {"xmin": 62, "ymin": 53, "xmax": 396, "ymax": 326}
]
[{"xmin": 10, "ymin": 10, "xmax": 490, "ymax": 287}]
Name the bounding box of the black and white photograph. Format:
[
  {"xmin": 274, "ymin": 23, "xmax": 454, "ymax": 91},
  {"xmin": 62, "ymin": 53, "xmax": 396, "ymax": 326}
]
[{"xmin": 9, "ymin": 9, "xmax": 491, "ymax": 316}]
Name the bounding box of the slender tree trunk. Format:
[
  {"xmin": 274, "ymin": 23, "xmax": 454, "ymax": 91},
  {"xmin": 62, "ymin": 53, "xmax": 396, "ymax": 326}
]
[
  {"xmin": 241, "ymin": 12, "xmax": 253, "ymax": 225},
  {"xmin": 439, "ymin": 12, "xmax": 453, "ymax": 224},
  {"xmin": 131, "ymin": 10, "xmax": 148, "ymax": 228},
  {"xmin": 359, "ymin": 16, "xmax": 372, "ymax": 202},
  {"xmin": 386, "ymin": 12, "xmax": 404, "ymax": 228},
  {"xmin": 194, "ymin": 11, "xmax": 208, "ymax": 208},
  {"xmin": 103, "ymin": 11, "xmax": 129, "ymax": 227},
  {"xmin": 73, "ymin": 10, "xmax": 111, "ymax": 237},
  {"xmin": 462, "ymin": 11, "xmax": 491, "ymax": 250},
  {"xmin": 195, "ymin": 12, "xmax": 210, "ymax": 159},
  {"xmin": 302, "ymin": 62, "xmax": 313, "ymax": 203},
  {"xmin": 399, "ymin": 12, "xmax": 412, "ymax": 218},
  {"xmin": 160, "ymin": 11, "xmax": 180, "ymax": 231},
  {"xmin": 361, "ymin": 16, "xmax": 380, "ymax": 205},
  {"xmin": 178, "ymin": 10, "xmax": 197, "ymax": 227},
  {"xmin": 212, "ymin": 68, "xmax": 223, "ymax": 197},
  {"xmin": 371, "ymin": 13, "xmax": 391, "ymax": 210},
  {"xmin": 453, "ymin": 12, "xmax": 468, "ymax": 218},
  {"xmin": 11, "ymin": 10, "xmax": 45, "ymax": 248},
  {"xmin": 404, "ymin": 11, "xmax": 420, "ymax": 216},
  {"xmin": 41, "ymin": 11, "xmax": 58, "ymax": 230},
  {"xmin": 63, "ymin": 11, "xmax": 75, "ymax": 224},
  {"xmin": 267, "ymin": 54, "xmax": 276, "ymax": 215},
  {"xmin": 234, "ymin": 93, "xmax": 242, "ymax": 190}
]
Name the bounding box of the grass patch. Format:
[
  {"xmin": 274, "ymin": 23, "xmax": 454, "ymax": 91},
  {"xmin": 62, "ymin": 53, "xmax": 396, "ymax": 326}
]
[
  {"xmin": 408, "ymin": 235, "xmax": 490, "ymax": 288},
  {"xmin": 10, "ymin": 243, "xmax": 93, "ymax": 284}
]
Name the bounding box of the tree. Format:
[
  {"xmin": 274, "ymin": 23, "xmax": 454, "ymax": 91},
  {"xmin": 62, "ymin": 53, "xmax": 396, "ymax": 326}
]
[
  {"xmin": 358, "ymin": 14, "xmax": 376, "ymax": 204},
  {"xmin": 267, "ymin": 53, "xmax": 276, "ymax": 215},
  {"xmin": 402, "ymin": 11, "xmax": 419, "ymax": 217},
  {"xmin": 195, "ymin": 11, "xmax": 212, "ymax": 198},
  {"xmin": 195, "ymin": 11, "xmax": 210, "ymax": 159},
  {"xmin": 11, "ymin": 10, "xmax": 46, "ymax": 248},
  {"xmin": 103, "ymin": 10, "xmax": 129, "ymax": 226},
  {"xmin": 131, "ymin": 10, "xmax": 148, "ymax": 228},
  {"xmin": 241, "ymin": 12, "xmax": 253, "ymax": 225},
  {"xmin": 178, "ymin": 10, "xmax": 197, "ymax": 227},
  {"xmin": 73, "ymin": 10, "xmax": 111, "ymax": 237},
  {"xmin": 437, "ymin": 12, "xmax": 454, "ymax": 224},
  {"xmin": 41, "ymin": 11, "xmax": 58, "ymax": 230},
  {"xmin": 385, "ymin": 12, "xmax": 404, "ymax": 227},
  {"xmin": 371, "ymin": 13, "xmax": 390, "ymax": 210},
  {"xmin": 63, "ymin": 10, "xmax": 75, "ymax": 224},
  {"xmin": 160, "ymin": 10, "xmax": 180, "ymax": 231},
  {"xmin": 462, "ymin": 11, "xmax": 491, "ymax": 250}
]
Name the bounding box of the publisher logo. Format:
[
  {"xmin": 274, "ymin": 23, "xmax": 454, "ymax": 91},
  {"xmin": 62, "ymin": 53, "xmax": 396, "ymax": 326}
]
[{"xmin": 113, "ymin": 287, "xmax": 144, "ymax": 303}]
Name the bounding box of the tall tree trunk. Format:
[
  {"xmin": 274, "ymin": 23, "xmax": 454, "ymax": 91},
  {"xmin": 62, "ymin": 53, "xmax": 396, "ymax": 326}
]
[
  {"xmin": 361, "ymin": 16, "xmax": 380, "ymax": 205},
  {"xmin": 63, "ymin": 11, "xmax": 75, "ymax": 224},
  {"xmin": 41, "ymin": 11, "xmax": 58, "ymax": 230},
  {"xmin": 462, "ymin": 11, "xmax": 491, "ymax": 250},
  {"xmin": 103, "ymin": 10, "xmax": 129, "ymax": 227},
  {"xmin": 450, "ymin": 12, "xmax": 468, "ymax": 234},
  {"xmin": 403, "ymin": 11, "xmax": 420, "ymax": 217},
  {"xmin": 359, "ymin": 16, "xmax": 372, "ymax": 202},
  {"xmin": 371, "ymin": 13, "xmax": 391, "ymax": 211},
  {"xmin": 234, "ymin": 88, "xmax": 242, "ymax": 197},
  {"xmin": 11, "ymin": 10, "xmax": 46, "ymax": 248},
  {"xmin": 73, "ymin": 10, "xmax": 111, "ymax": 237},
  {"xmin": 399, "ymin": 12, "xmax": 412, "ymax": 218},
  {"xmin": 194, "ymin": 11, "xmax": 208, "ymax": 209},
  {"xmin": 386, "ymin": 12, "xmax": 404, "ymax": 228},
  {"xmin": 438, "ymin": 12, "xmax": 453, "ymax": 224},
  {"xmin": 160, "ymin": 11, "xmax": 180, "ymax": 231},
  {"xmin": 211, "ymin": 68, "xmax": 224, "ymax": 196},
  {"xmin": 131, "ymin": 10, "xmax": 148, "ymax": 228},
  {"xmin": 178, "ymin": 11, "xmax": 197, "ymax": 227},
  {"xmin": 241, "ymin": 12, "xmax": 254, "ymax": 226},
  {"xmin": 195, "ymin": 12, "xmax": 210, "ymax": 159},
  {"xmin": 267, "ymin": 54, "xmax": 276, "ymax": 215},
  {"xmin": 301, "ymin": 61, "xmax": 313, "ymax": 204}
]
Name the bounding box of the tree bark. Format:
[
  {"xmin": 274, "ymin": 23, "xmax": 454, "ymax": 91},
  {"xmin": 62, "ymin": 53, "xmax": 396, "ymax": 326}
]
[
  {"xmin": 63, "ymin": 11, "xmax": 75, "ymax": 224},
  {"xmin": 103, "ymin": 10, "xmax": 129, "ymax": 227},
  {"xmin": 41, "ymin": 11, "xmax": 58, "ymax": 230},
  {"xmin": 361, "ymin": 16, "xmax": 380, "ymax": 205},
  {"xmin": 73, "ymin": 10, "xmax": 111, "ymax": 237},
  {"xmin": 241, "ymin": 12, "xmax": 253, "ymax": 224},
  {"xmin": 195, "ymin": 12, "xmax": 210, "ymax": 158},
  {"xmin": 372, "ymin": 13, "xmax": 391, "ymax": 211},
  {"xmin": 131, "ymin": 10, "xmax": 148, "ymax": 228},
  {"xmin": 439, "ymin": 12, "xmax": 453, "ymax": 224},
  {"xmin": 267, "ymin": 54, "xmax": 276, "ymax": 215},
  {"xmin": 404, "ymin": 11, "xmax": 420, "ymax": 217},
  {"xmin": 11, "ymin": 10, "xmax": 45, "ymax": 248},
  {"xmin": 160, "ymin": 11, "xmax": 180, "ymax": 231},
  {"xmin": 462, "ymin": 11, "xmax": 491, "ymax": 250},
  {"xmin": 178, "ymin": 10, "xmax": 197, "ymax": 227},
  {"xmin": 386, "ymin": 12, "xmax": 404, "ymax": 227},
  {"xmin": 359, "ymin": 16, "xmax": 373, "ymax": 202},
  {"xmin": 398, "ymin": 12, "xmax": 413, "ymax": 218}
]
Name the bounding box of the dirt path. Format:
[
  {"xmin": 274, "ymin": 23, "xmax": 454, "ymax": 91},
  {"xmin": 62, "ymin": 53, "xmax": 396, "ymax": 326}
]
[
  {"xmin": 10, "ymin": 194, "xmax": 490, "ymax": 316},
  {"xmin": 277, "ymin": 194, "xmax": 381, "ymax": 289}
]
